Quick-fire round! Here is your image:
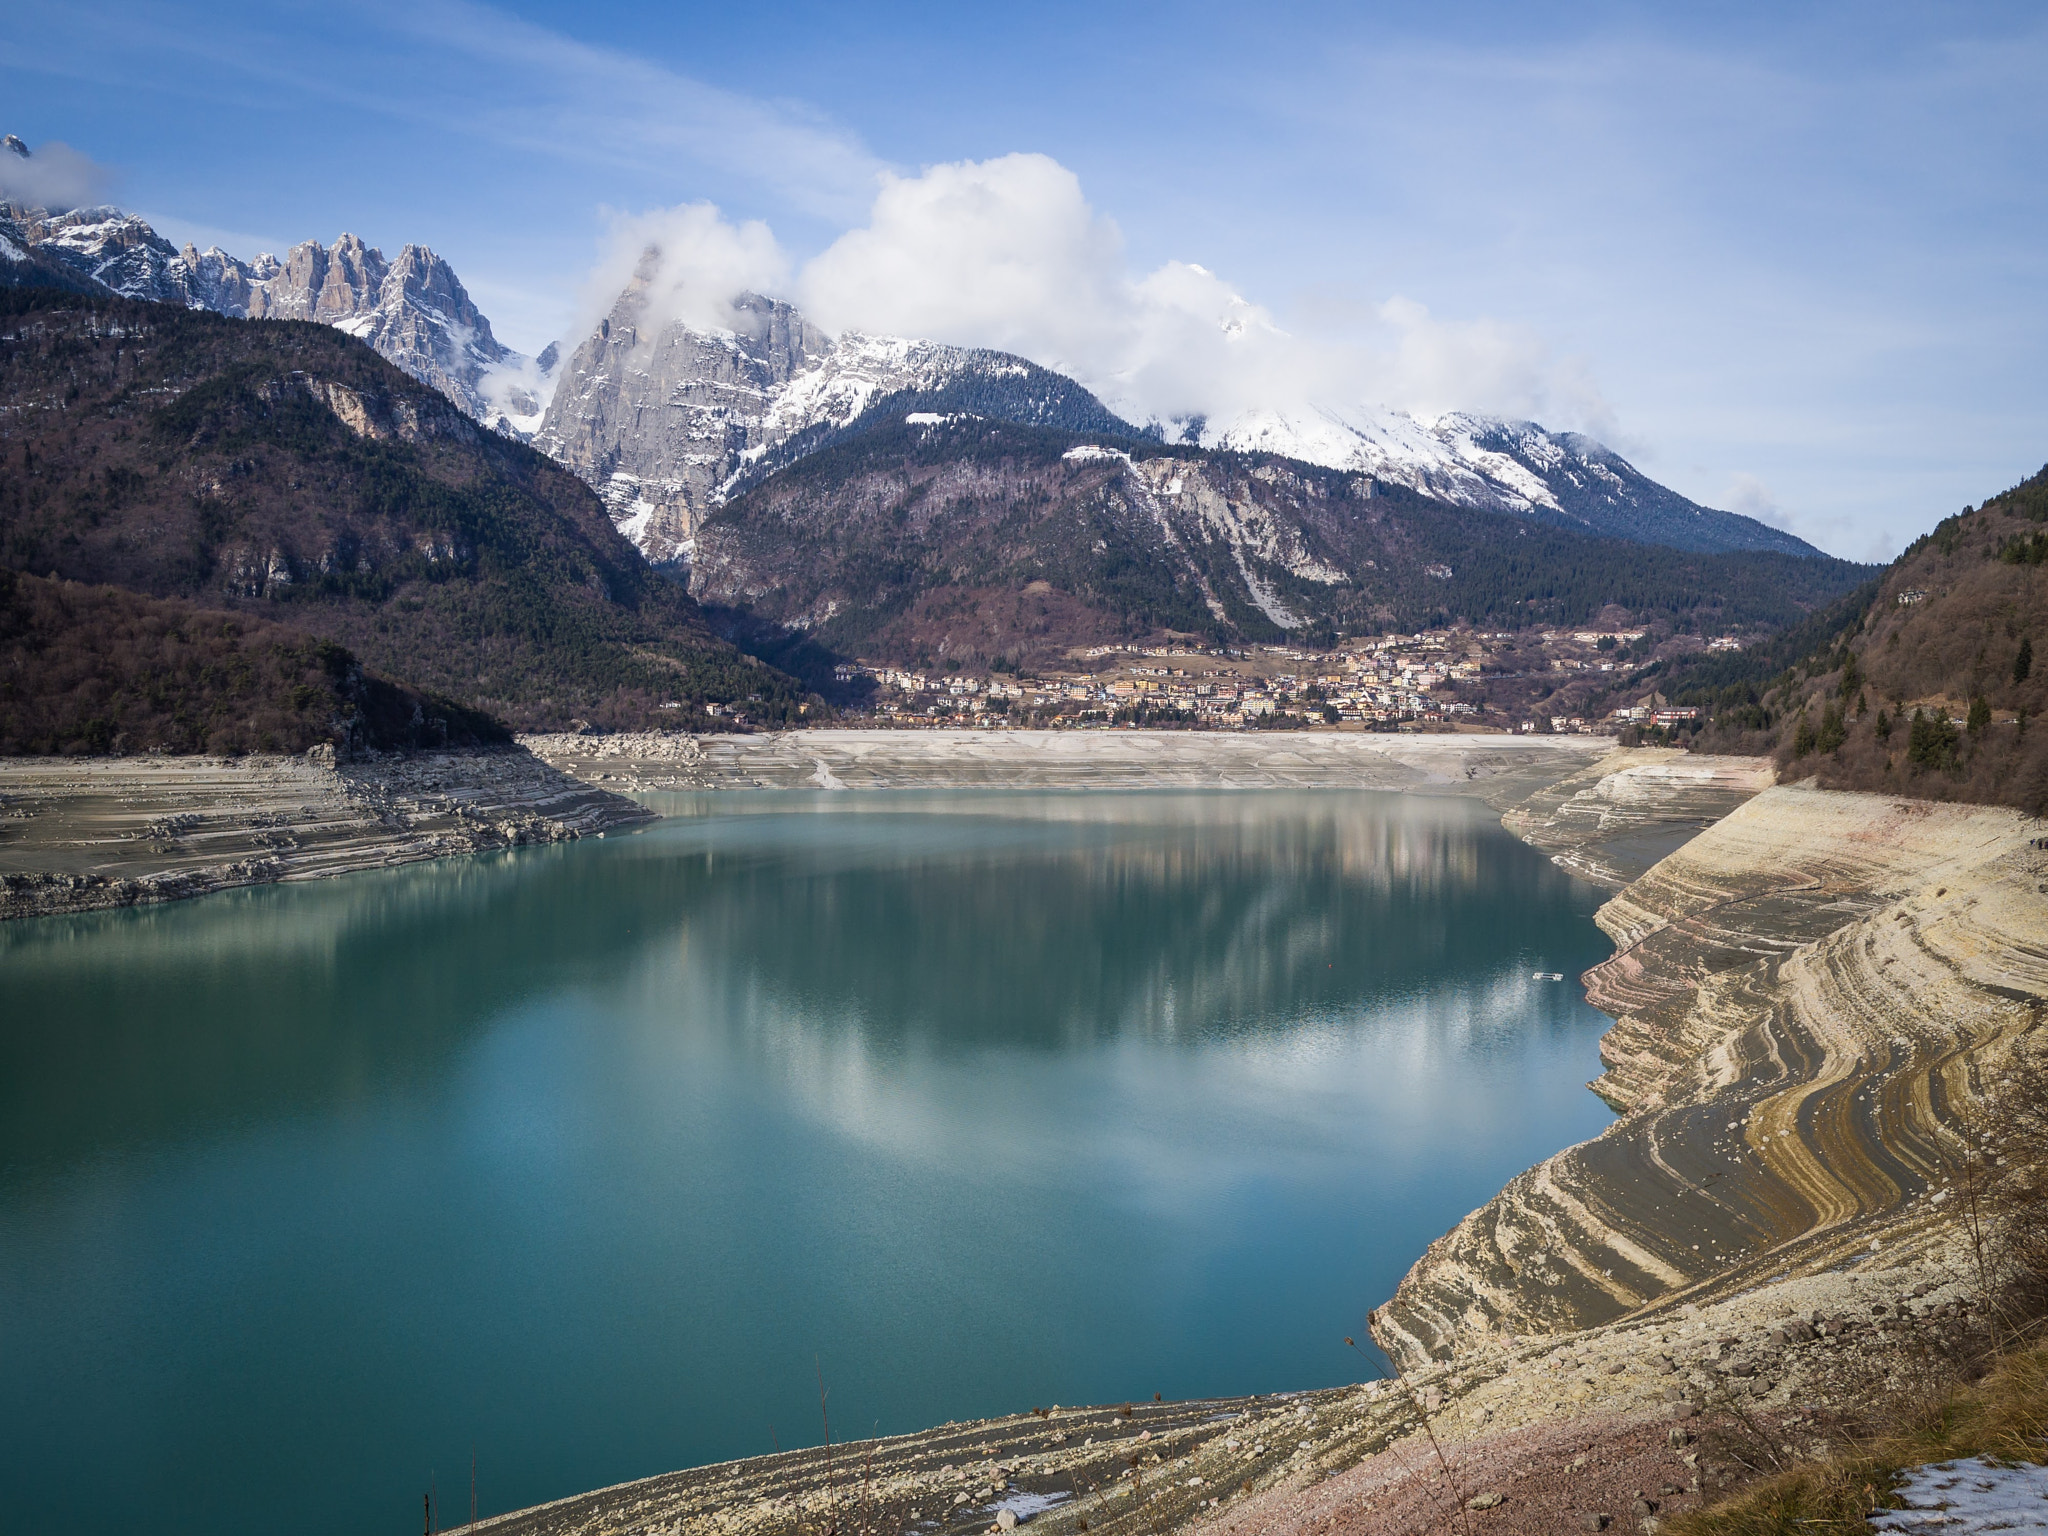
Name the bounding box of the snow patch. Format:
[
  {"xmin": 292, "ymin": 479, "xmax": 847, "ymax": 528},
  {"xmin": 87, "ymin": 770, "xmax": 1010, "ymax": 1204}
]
[
  {"xmin": 1869, "ymin": 1458, "xmax": 2048, "ymax": 1534},
  {"xmin": 989, "ymin": 1491, "xmax": 1071, "ymax": 1524}
]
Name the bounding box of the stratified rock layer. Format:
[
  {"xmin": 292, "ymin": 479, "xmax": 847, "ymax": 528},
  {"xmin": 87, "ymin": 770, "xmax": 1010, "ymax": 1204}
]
[
  {"xmin": 1376, "ymin": 785, "xmax": 2048, "ymax": 1367},
  {"xmin": 1501, "ymin": 750, "xmax": 1776, "ymax": 889},
  {"xmin": 0, "ymin": 749, "xmax": 651, "ymax": 920}
]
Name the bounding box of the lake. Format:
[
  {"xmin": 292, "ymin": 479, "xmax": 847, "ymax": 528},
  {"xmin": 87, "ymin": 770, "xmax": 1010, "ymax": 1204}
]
[{"xmin": 0, "ymin": 789, "xmax": 1617, "ymax": 1536}]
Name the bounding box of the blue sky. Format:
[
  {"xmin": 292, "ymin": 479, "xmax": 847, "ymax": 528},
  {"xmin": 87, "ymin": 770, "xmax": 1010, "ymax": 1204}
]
[{"xmin": 5, "ymin": 0, "xmax": 2045, "ymax": 559}]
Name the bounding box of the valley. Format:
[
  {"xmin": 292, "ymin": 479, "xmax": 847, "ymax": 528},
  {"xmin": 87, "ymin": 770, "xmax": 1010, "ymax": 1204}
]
[{"xmin": 1, "ymin": 116, "xmax": 2042, "ymax": 1536}]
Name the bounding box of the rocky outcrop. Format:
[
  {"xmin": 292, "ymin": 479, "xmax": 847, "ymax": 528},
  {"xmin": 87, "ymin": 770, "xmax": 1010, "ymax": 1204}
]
[
  {"xmin": 237, "ymin": 234, "xmax": 527, "ymax": 424},
  {"xmin": 532, "ymin": 289, "xmax": 830, "ymax": 563},
  {"xmin": 1375, "ymin": 785, "xmax": 2048, "ymax": 1367}
]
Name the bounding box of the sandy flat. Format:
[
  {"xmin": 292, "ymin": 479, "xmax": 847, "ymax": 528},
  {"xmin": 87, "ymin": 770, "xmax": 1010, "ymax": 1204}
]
[{"xmin": 523, "ymin": 727, "xmax": 1614, "ymax": 803}]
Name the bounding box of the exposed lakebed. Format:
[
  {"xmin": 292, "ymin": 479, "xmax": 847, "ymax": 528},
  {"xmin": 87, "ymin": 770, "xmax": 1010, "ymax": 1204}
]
[{"xmin": 0, "ymin": 789, "xmax": 1617, "ymax": 1536}]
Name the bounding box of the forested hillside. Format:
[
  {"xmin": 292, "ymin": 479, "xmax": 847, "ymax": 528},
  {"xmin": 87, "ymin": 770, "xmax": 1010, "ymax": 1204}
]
[
  {"xmin": 0, "ymin": 569, "xmax": 506, "ymax": 755},
  {"xmin": 1678, "ymin": 464, "xmax": 2048, "ymax": 812},
  {"xmin": 0, "ymin": 289, "xmax": 809, "ymax": 733}
]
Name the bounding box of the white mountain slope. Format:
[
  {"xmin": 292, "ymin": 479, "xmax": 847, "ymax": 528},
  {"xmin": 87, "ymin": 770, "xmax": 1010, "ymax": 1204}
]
[
  {"xmin": 1174, "ymin": 402, "xmax": 1818, "ymax": 557},
  {"xmin": 1, "ymin": 138, "xmax": 541, "ymax": 432}
]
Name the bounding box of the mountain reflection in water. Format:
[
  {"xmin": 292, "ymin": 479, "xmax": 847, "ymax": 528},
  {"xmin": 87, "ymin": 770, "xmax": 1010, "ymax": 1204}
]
[{"xmin": 0, "ymin": 789, "xmax": 1616, "ymax": 1536}]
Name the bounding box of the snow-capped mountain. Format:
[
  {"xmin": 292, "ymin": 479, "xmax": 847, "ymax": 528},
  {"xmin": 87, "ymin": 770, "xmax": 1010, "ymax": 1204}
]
[
  {"xmin": 1, "ymin": 136, "xmax": 537, "ymax": 431},
  {"xmin": 1180, "ymin": 404, "xmax": 1817, "ymax": 557},
  {"xmin": 536, "ymin": 277, "xmax": 1821, "ymax": 565},
  {"xmin": 533, "ymin": 284, "xmax": 1129, "ymax": 564}
]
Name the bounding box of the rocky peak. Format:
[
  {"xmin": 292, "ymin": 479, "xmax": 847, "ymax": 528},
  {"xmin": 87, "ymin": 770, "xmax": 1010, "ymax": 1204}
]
[
  {"xmin": 3, "ymin": 205, "xmax": 180, "ymax": 290},
  {"xmin": 532, "ymin": 288, "xmax": 837, "ymax": 562},
  {"xmin": 234, "ymin": 235, "xmax": 521, "ymax": 422},
  {"xmin": 531, "ymin": 287, "xmax": 1119, "ymax": 565},
  {"xmin": 0, "ymin": 178, "xmax": 533, "ymax": 429},
  {"xmin": 3, "ymin": 135, "xmax": 28, "ymax": 159}
]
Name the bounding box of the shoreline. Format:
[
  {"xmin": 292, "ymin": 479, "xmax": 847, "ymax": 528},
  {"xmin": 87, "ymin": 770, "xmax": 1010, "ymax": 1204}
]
[
  {"xmin": 14, "ymin": 733, "xmax": 2037, "ymax": 1536},
  {"xmin": 0, "ymin": 745, "xmax": 654, "ymax": 922},
  {"xmin": 519, "ymin": 726, "xmax": 1617, "ymax": 801},
  {"xmin": 445, "ymin": 757, "xmax": 2047, "ymax": 1536},
  {"xmin": 0, "ymin": 730, "xmax": 1628, "ymax": 923}
]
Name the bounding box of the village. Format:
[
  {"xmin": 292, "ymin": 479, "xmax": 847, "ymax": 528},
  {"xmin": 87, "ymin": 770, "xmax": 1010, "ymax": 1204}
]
[{"xmin": 823, "ymin": 625, "xmax": 1735, "ymax": 735}]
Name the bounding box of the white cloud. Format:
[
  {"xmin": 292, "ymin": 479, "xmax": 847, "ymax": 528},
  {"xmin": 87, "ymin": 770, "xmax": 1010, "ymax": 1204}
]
[
  {"xmin": 793, "ymin": 154, "xmax": 1613, "ymax": 435},
  {"xmin": 796, "ymin": 154, "xmax": 1129, "ymax": 370},
  {"xmin": 1370, "ymin": 298, "xmax": 1618, "ymax": 441},
  {"xmin": 588, "ymin": 152, "xmax": 1617, "ymax": 441},
  {"xmin": 1726, "ymin": 471, "xmax": 1791, "ymax": 528},
  {"xmin": 0, "ymin": 138, "xmax": 110, "ymax": 212},
  {"xmin": 585, "ymin": 202, "xmax": 789, "ymax": 341}
]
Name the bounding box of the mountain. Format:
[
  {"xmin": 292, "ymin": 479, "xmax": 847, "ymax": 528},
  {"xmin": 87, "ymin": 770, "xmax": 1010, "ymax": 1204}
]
[
  {"xmin": 688, "ymin": 409, "xmax": 1871, "ymax": 669},
  {"xmin": 0, "ymin": 287, "xmax": 809, "ymax": 732},
  {"xmin": 536, "ymin": 282, "xmax": 1823, "ymax": 567},
  {"xmin": 1179, "ymin": 405, "xmax": 1821, "ymax": 556},
  {"xmin": 0, "ymin": 137, "xmax": 538, "ymax": 433},
  {"xmin": 533, "ymin": 284, "xmax": 1137, "ymax": 565},
  {"xmin": 1674, "ymin": 463, "xmax": 2048, "ymax": 813}
]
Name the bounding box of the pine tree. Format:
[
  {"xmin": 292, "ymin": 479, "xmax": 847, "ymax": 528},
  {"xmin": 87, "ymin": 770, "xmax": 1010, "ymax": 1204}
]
[
  {"xmin": 1792, "ymin": 711, "xmax": 1818, "ymax": 757},
  {"xmin": 1908, "ymin": 708, "xmax": 1960, "ymax": 770},
  {"xmin": 2016, "ymin": 636, "xmax": 2034, "ymax": 685},
  {"xmin": 1818, "ymin": 702, "xmax": 1848, "ymax": 754}
]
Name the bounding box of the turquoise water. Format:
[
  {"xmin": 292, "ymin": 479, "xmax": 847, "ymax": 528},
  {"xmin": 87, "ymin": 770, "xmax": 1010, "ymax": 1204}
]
[{"xmin": 0, "ymin": 790, "xmax": 1617, "ymax": 1536}]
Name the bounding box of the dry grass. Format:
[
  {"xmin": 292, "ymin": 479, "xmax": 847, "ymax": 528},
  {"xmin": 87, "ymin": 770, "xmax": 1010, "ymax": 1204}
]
[{"xmin": 1666, "ymin": 1345, "xmax": 2048, "ymax": 1536}]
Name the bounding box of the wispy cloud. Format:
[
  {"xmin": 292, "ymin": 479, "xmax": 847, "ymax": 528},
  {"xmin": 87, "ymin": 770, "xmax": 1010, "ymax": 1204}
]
[
  {"xmin": 369, "ymin": 0, "xmax": 886, "ymax": 222},
  {"xmin": 5, "ymin": 0, "xmax": 887, "ymax": 223},
  {"xmin": 0, "ymin": 136, "xmax": 110, "ymax": 211}
]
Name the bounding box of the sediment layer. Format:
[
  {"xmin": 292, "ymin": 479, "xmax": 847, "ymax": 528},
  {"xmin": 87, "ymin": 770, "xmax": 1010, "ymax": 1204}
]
[
  {"xmin": 1376, "ymin": 784, "xmax": 2048, "ymax": 1367},
  {"xmin": 1500, "ymin": 751, "xmax": 1775, "ymax": 889},
  {"xmin": 0, "ymin": 747, "xmax": 652, "ymax": 920},
  {"xmin": 521, "ymin": 728, "xmax": 1610, "ymax": 804}
]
